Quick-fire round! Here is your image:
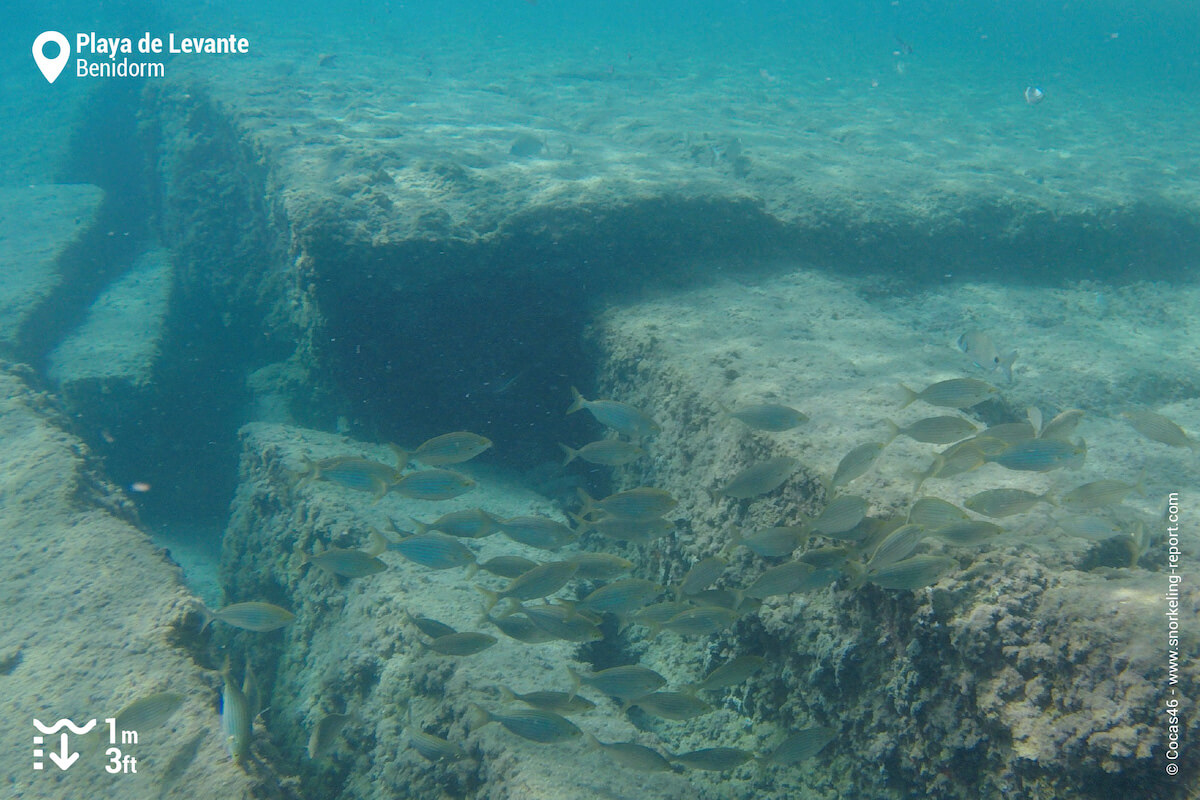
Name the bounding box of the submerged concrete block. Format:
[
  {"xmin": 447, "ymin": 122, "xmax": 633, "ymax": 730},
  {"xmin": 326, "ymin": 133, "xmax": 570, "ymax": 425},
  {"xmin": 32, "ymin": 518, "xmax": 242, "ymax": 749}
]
[
  {"xmin": 47, "ymin": 247, "xmax": 173, "ymax": 388},
  {"xmin": 0, "ymin": 184, "xmax": 103, "ymax": 352},
  {"xmin": 0, "ymin": 365, "xmax": 273, "ymax": 800}
]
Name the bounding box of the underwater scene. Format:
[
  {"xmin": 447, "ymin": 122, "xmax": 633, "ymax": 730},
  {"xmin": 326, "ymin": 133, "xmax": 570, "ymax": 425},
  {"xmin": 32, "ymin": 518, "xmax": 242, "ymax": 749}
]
[{"xmin": 2, "ymin": 1, "xmax": 1198, "ymax": 798}]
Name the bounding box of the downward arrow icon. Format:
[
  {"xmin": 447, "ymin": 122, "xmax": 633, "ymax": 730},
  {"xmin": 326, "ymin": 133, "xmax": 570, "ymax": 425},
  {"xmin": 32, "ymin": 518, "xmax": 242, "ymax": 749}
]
[{"xmin": 47, "ymin": 734, "xmax": 79, "ymax": 770}]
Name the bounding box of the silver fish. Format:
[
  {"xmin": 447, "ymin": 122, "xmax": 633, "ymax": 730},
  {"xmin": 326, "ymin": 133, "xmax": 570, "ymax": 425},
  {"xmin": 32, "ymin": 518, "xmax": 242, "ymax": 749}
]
[
  {"xmin": 762, "ymin": 726, "xmax": 836, "ymax": 766},
  {"xmin": 659, "ymin": 606, "xmax": 739, "ymax": 637},
  {"xmin": 566, "ymin": 552, "xmax": 634, "ymax": 580},
  {"xmin": 499, "ymin": 516, "xmax": 579, "ymax": 550},
  {"xmin": 670, "ymin": 747, "xmax": 755, "ymax": 771},
  {"xmin": 499, "ymin": 687, "xmax": 596, "ymax": 715},
  {"xmin": 1122, "ymin": 410, "xmax": 1198, "ymax": 451},
  {"xmin": 899, "ymin": 378, "xmax": 998, "ymax": 409},
  {"xmin": 301, "ymin": 546, "xmax": 386, "ymax": 578},
  {"xmin": 957, "ymin": 330, "xmax": 1017, "ymax": 382},
  {"xmin": 711, "ymin": 456, "xmax": 799, "ymax": 500},
  {"xmin": 408, "ymin": 726, "xmax": 466, "ymax": 762},
  {"xmin": 867, "ymin": 524, "xmax": 928, "ymax": 570},
  {"xmin": 579, "ymin": 578, "xmax": 663, "ymax": 617},
  {"xmin": 469, "ymin": 705, "xmax": 582, "ymax": 744},
  {"xmin": 404, "ymin": 612, "xmax": 456, "ymax": 639},
  {"xmin": 558, "ymin": 440, "xmax": 646, "ymax": 467},
  {"xmin": 298, "ymin": 455, "xmax": 400, "ymax": 499},
  {"xmin": 930, "ymin": 520, "xmax": 1004, "ymax": 546},
  {"xmin": 724, "ymin": 403, "xmax": 809, "ymax": 432},
  {"xmin": 579, "ymin": 487, "xmax": 678, "ymax": 520},
  {"xmin": 201, "ymin": 601, "xmax": 295, "ymax": 633},
  {"xmin": 1061, "ymin": 477, "xmax": 1145, "ymax": 509},
  {"xmin": 964, "ymin": 488, "xmax": 1053, "ymax": 518},
  {"xmin": 730, "ymin": 525, "xmax": 806, "ymax": 557},
  {"xmin": 567, "ymin": 387, "xmax": 659, "ymax": 438},
  {"xmin": 477, "ymin": 560, "xmax": 578, "ymax": 610},
  {"xmin": 986, "ymin": 438, "xmax": 1086, "ymax": 472},
  {"xmin": 678, "ymin": 556, "xmax": 727, "ymax": 596},
  {"xmin": 388, "ymin": 533, "xmax": 476, "ymax": 570},
  {"xmin": 867, "ymin": 554, "xmax": 956, "ymax": 590},
  {"xmin": 408, "ymin": 431, "xmax": 492, "ymax": 466},
  {"xmin": 887, "ymin": 416, "xmax": 979, "ymax": 444},
  {"xmin": 626, "ymin": 691, "xmax": 713, "ymax": 720},
  {"xmin": 410, "ymin": 508, "xmax": 499, "ymax": 539},
  {"xmin": 392, "ymin": 469, "xmax": 476, "ymax": 500},
  {"xmin": 585, "ymin": 734, "xmax": 674, "ymax": 772},
  {"xmin": 568, "ymin": 665, "xmax": 666, "ymax": 701},
  {"xmin": 220, "ymin": 665, "xmax": 252, "ymax": 763},
  {"xmin": 516, "ymin": 602, "xmax": 604, "ymax": 642},
  {"xmin": 479, "ymin": 555, "xmax": 539, "ymax": 579},
  {"xmin": 907, "ymin": 497, "xmax": 970, "ymax": 528},
  {"xmin": 422, "ymin": 632, "xmax": 497, "ymax": 656},
  {"xmin": 743, "ymin": 560, "xmax": 818, "ymax": 599},
  {"xmin": 830, "ymin": 442, "xmax": 889, "ymax": 489},
  {"xmin": 486, "ymin": 612, "xmax": 559, "ymax": 644},
  {"xmin": 810, "ymin": 494, "xmax": 869, "ymax": 537},
  {"xmin": 308, "ymin": 712, "xmax": 354, "ymax": 759}
]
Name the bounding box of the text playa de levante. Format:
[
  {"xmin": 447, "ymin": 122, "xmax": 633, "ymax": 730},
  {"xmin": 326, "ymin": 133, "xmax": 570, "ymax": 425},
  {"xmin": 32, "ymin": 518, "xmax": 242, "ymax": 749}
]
[{"xmin": 76, "ymin": 32, "xmax": 249, "ymax": 58}]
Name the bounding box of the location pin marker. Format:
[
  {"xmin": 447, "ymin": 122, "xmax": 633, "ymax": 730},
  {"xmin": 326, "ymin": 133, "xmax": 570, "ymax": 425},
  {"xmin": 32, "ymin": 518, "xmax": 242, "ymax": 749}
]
[{"xmin": 32, "ymin": 31, "xmax": 70, "ymax": 84}]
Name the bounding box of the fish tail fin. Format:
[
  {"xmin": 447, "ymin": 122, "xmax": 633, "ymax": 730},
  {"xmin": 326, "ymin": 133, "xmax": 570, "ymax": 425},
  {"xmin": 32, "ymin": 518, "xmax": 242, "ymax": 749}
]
[
  {"xmin": 841, "ymin": 560, "xmax": 867, "ymax": 590},
  {"xmin": 498, "ymin": 686, "xmax": 517, "ymax": 705},
  {"xmin": 566, "ymin": 666, "xmax": 582, "ymax": 701},
  {"xmin": 728, "ymin": 587, "xmax": 747, "ymax": 612},
  {"xmin": 566, "ymin": 386, "xmax": 586, "ymax": 415},
  {"xmin": 575, "ymin": 488, "xmax": 597, "ymax": 516},
  {"xmin": 567, "ymin": 511, "xmax": 592, "ymax": 534},
  {"xmin": 898, "ymin": 383, "xmax": 918, "ymax": 409},
  {"xmin": 464, "ymin": 704, "xmax": 492, "ymax": 732},
  {"xmin": 388, "ymin": 443, "xmax": 410, "ymax": 472},
  {"xmin": 365, "ymin": 528, "xmax": 387, "ymax": 558},
  {"xmin": 883, "ymin": 419, "xmax": 901, "ymax": 445},
  {"xmin": 1027, "ymin": 406, "xmax": 1044, "ymax": 437},
  {"xmin": 198, "ymin": 603, "xmax": 216, "ymax": 633},
  {"xmin": 474, "ymin": 585, "xmax": 501, "ymax": 617},
  {"xmin": 1071, "ymin": 438, "xmax": 1088, "ymax": 470},
  {"xmin": 558, "ymin": 443, "xmax": 578, "ymax": 467},
  {"xmin": 297, "ymin": 455, "xmax": 317, "ymax": 482},
  {"xmin": 409, "ymin": 518, "xmax": 430, "ymax": 537},
  {"xmin": 1133, "ymin": 467, "xmax": 1148, "ymax": 497},
  {"xmin": 999, "ymin": 351, "xmax": 1018, "ymax": 383}
]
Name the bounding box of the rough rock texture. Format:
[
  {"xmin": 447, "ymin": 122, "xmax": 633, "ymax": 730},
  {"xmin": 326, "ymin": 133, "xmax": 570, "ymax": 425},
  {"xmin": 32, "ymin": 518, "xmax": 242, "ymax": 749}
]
[
  {"xmin": 130, "ymin": 48, "xmax": 1200, "ymax": 480},
  {"xmin": 0, "ymin": 364, "xmax": 275, "ymax": 800},
  {"xmin": 583, "ymin": 267, "xmax": 1200, "ymax": 799},
  {"xmin": 221, "ymin": 422, "xmax": 791, "ymax": 800}
]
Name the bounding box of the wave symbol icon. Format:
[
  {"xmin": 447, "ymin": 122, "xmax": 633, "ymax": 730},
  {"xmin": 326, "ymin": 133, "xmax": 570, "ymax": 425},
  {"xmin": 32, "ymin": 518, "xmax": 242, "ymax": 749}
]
[{"xmin": 33, "ymin": 719, "xmax": 97, "ymax": 735}]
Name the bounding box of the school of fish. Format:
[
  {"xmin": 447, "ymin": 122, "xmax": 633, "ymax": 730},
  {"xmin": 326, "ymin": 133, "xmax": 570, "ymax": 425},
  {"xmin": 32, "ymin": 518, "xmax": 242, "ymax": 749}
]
[{"xmin": 195, "ymin": 330, "xmax": 1190, "ymax": 784}]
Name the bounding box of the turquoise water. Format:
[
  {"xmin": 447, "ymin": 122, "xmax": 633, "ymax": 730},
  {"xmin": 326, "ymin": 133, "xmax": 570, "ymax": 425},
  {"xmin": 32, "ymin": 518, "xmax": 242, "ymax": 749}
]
[{"xmin": 2, "ymin": 2, "xmax": 1198, "ymax": 799}]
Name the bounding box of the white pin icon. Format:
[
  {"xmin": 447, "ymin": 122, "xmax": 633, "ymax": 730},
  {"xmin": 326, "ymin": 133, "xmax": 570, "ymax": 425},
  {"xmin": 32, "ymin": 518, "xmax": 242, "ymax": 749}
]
[{"xmin": 33, "ymin": 31, "xmax": 70, "ymax": 84}]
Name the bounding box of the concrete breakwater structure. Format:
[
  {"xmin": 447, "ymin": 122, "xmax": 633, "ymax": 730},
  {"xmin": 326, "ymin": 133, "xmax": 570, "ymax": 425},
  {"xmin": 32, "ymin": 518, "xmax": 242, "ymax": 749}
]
[{"xmin": 4, "ymin": 43, "xmax": 1199, "ymax": 800}]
